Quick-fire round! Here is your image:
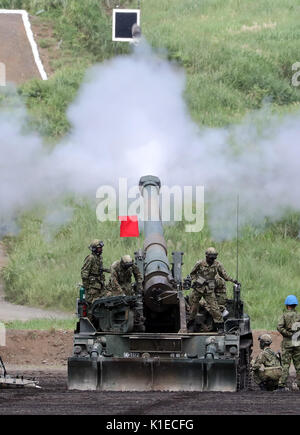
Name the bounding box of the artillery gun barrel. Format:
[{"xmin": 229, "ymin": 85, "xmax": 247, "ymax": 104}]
[{"xmin": 139, "ymin": 175, "xmax": 175, "ymax": 312}]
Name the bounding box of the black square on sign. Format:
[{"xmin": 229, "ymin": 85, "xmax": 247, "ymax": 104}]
[{"xmin": 115, "ymin": 12, "xmax": 138, "ymax": 39}]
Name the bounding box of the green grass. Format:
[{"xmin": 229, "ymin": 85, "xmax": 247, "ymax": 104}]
[
  {"xmin": 2, "ymin": 0, "xmax": 131, "ymax": 140},
  {"xmin": 19, "ymin": 67, "xmax": 87, "ymax": 139},
  {"xmin": 4, "ymin": 318, "xmax": 77, "ymax": 330},
  {"xmin": 143, "ymin": 0, "xmax": 300, "ymax": 126},
  {"xmin": 1, "ymin": 0, "xmax": 298, "ymax": 138},
  {"xmin": 1, "ymin": 0, "xmax": 300, "ymax": 329}
]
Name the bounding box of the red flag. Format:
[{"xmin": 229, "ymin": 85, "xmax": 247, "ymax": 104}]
[{"xmin": 119, "ymin": 216, "xmax": 139, "ymax": 237}]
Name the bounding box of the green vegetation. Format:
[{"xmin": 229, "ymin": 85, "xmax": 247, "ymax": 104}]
[
  {"xmin": 143, "ymin": 0, "xmax": 300, "ymax": 126},
  {"xmin": 1, "ymin": 0, "xmax": 300, "ymax": 329},
  {"xmin": 20, "ymin": 67, "xmax": 87, "ymax": 139},
  {"xmin": 0, "ymin": 0, "xmax": 132, "ymax": 139},
  {"xmin": 4, "ymin": 317, "xmax": 76, "ymax": 330},
  {"xmin": 0, "ymin": 0, "xmax": 298, "ymax": 137}
]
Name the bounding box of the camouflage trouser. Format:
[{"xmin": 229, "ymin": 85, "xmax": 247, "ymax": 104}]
[
  {"xmin": 86, "ymin": 285, "xmax": 108, "ymax": 321},
  {"xmin": 215, "ymin": 277, "xmax": 227, "ymax": 312},
  {"xmin": 85, "ymin": 286, "xmax": 106, "ymax": 304},
  {"xmin": 108, "ymin": 282, "xmax": 140, "ymax": 297},
  {"xmin": 252, "ymin": 367, "xmax": 282, "ymax": 390},
  {"xmin": 215, "ymin": 291, "xmax": 227, "ymax": 313},
  {"xmin": 278, "ymin": 344, "xmax": 300, "ymax": 387},
  {"xmin": 106, "ymin": 280, "xmax": 130, "ymax": 296},
  {"xmin": 189, "ymin": 288, "xmax": 223, "ymax": 324}
]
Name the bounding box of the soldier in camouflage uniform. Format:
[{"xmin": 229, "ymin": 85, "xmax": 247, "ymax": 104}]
[
  {"xmin": 108, "ymin": 255, "xmax": 143, "ymax": 296},
  {"xmin": 189, "ymin": 247, "xmax": 239, "ymax": 332},
  {"xmin": 277, "ymin": 295, "xmax": 300, "ymax": 391},
  {"xmin": 108, "ymin": 255, "xmax": 145, "ymax": 331},
  {"xmin": 81, "ymin": 240, "xmax": 110, "ymax": 306},
  {"xmin": 251, "ymin": 334, "xmax": 282, "ymax": 391}
]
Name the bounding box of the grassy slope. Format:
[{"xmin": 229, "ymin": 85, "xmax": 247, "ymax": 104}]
[
  {"xmin": 1, "ymin": 0, "xmax": 300, "ymax": 329},
  {"xmin": 143, "ymin": 0, "xmax": 300, "ymax": 126}
]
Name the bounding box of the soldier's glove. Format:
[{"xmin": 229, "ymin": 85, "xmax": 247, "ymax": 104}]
[{"xmin": 233, "ymin": 280, "xmax": 241, "ymax": 286}]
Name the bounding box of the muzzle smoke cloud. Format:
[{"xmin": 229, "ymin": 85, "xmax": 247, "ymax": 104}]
[{"xmin": 0, "ymin": 41, "xmax": 299, "ymax": 239}]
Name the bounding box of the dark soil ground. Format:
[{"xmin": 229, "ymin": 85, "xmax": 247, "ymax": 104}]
[{"xmin": 0, "ymin": 369, "xmax": 299, "ymax": 415}]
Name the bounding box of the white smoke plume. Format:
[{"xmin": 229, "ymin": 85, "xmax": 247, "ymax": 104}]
[{"xmin": 0, "ymin": 41, "xmax": 299, "ymax": 239}]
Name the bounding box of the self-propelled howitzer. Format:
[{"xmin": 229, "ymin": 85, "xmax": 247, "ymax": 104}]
[{"xmin": 67, "ymin": 175, "xmax": 252, "ymax": 392}]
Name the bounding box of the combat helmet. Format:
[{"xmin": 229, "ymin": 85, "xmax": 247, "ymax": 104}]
[
  {"xmin": 284, "ymin": 295, "xmax": 298, "ymax": 306},
  {"xmin": 258, "ymin": 334, "xmax": 272, "ymax": 346},
  {"xmin": 89, "ymin": 239, "xmax": 104, "ymax": 252},
  {"xmin": 121, "ymin": 255, "xmax": 134, "ymax": 268},
  {"xmin": 205, "ymin": 247, "xmax": 218, "ymax": 257}
]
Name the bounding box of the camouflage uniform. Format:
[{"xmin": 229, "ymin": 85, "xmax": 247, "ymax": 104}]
[
  {"xmin": 81, "ymin": 253, "xmax": 110, "ymax": 304},
  {"xmin": 214, "ymin": 275, "xmax": 228, "ymax": 313},
  {"xmin": 251, "ymin": 346, "xmax": 282, "ymax": 391},
  {"xmin": 189, "ymin": 258, "xmax": 235, "ymax": 325},
  {"xmin": 277, "ymin": 308, "xmax": 300, "ymax": 388},
  {"xmin": 108, "ymin": 258, "xmax": 143, "ymax": 296}
]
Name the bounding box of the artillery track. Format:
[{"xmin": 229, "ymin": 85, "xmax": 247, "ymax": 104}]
[{"xmin": 0, "ymin": 370, "xmax": 299, "ymax": 415}]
